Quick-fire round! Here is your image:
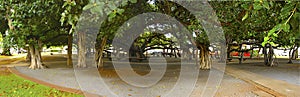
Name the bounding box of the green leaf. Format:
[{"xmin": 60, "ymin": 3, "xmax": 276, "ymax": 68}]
[
  {"xmin": 97, "ymin": 2, "xmax": 105, "ymax": 7},
  {"xmin": 241, "ymin": 3, "xmax": 249, "ymax": 9},
  {"xmin": 264, "ymin": 37, "xmax": 269, "ymax": 41},
  {"xmin": 280, "ymin": 4, "xmax": 295, "ymax": 18},
  {"xmin": 60, "ymin": 18, "xmax": 65, "ymax": 25},
  {"xmin": 281, "ymin": 4, "xmax": 294, "ymax": 12},
  {"xmin": 267, "ymin": 31, "xmax": 273, "ymax": 36},
  {"xmin": 61, "ymin": 12, "xmax": 66, "ymax": 17},
  {"xmin": 262, "ymin": 2, "xmax": 270, "ymax": 10},
  {"xmin": 130, "ymin": 0, "xmax": 137, "ymax": 3},
  {"xmin": 273, "ymin": 33, "xmax": 278, "ymax": 37},
  {"xmin": 109, "ymin": 13, "xmax": 116, "ymax": 19},
  {"xmin": 108, "ymin": 13, "xmax": 116, "ymax": 21},
  {"xmin": 242, "ymin": 12, "xmax": 249, "ymax": 21},
  {"xmin": 253, "ymin": 3, "xmax": 263, "ymax": 10},
  {"xmin": 262, "ymin": 41, "xmax": 267, "ymax": 47},
  {"xmin": 117, "ymin": 9, "xmax": 125, "ymax": 14},
  {"xmin": 254, "ymin": 0, "xmax": 260, "ymax": 2},
  {"xmin": 71, "ymin": 1, "xmax": 76, "ymax": 6},
  {"xmin": 62, "ymin": 2, "xmax": 68, "ymax": 8},
  {"xmin": 121, "ymin": 1, "xmax": 128, "ymax": 6},
  {"xmin": 274, "ymin": 24, "xmax": 282, "ymax": 31},
  {"xmin": 268, "ymin": 24, "xmax": 281, "ymax": 35},
  {"xmin": 108, "ymin": 4, "xmax": 117, "ymax": 10},
  {"xmin": 269, "ymin": 42, "xmax": 276, "ymax": 46},
  {"xmin": 293, "ymin": 12, "xmax": 300, "ymax": 18},
  {"xmin": 269, "ymin": 1, "xmax": 274, "ymax": 6},
  {"xmin": 282, "ymin": 24, "xmax": 290, "ymax": 32},
  {"xmin": 83, "ymin": 4, "xmax": 93, "ymax": 10}
]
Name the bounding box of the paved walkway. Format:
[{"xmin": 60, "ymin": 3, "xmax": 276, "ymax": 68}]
[
  {"xmin": 228, "ymin": 58, "xmax": 300, "ymax": 86},
  {"xmin": 4, "ymin": 55, "xmax": 259, "ymax": 97},
  {"xmin": 3, "ymin": 55, "xmax": 300, "ymax": 97},
  {"xmin": 224, "ymin": 58, "xmax": 300, "ymax": 97},
  {"xmin": 10, "ymin": 64, "xmax": 258, "ymax": 96}
]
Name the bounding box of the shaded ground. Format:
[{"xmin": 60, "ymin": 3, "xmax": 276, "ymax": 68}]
[
  {"xmin": 12, "ymin": 54, "xmax": 259, "ymax": 97},
  {"xmin": 228, "ymin": 58, "xmax": 300, "ymax": 86},
  {"xmin": 214, "ymin": 75, "xmax": 259, "ymax": 97},
  {"xmin": 0, "ymin": 54, "xmax": 26, "ymax": 65}
]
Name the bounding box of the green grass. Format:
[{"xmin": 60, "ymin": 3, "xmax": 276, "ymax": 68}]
[{"xmin": 0, "ymin": 73, "xmax": 83, "ymax": 97}]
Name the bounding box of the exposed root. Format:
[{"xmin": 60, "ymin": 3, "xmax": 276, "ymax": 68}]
[{"xmin": 76, "ymin": 63, "xmax": 87, "ymax": 68}]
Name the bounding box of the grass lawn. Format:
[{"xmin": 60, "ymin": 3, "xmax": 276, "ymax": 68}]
[{"xmin": 0, "ymin": 68, "xmax": 83, "ymax": 97}]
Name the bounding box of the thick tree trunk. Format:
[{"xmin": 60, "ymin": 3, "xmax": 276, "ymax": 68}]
[
  {"xmin": 77, "ymin": 32, "xmax": 87, "ymax": 68},
  {"xmin": 28, "ymin": 40, "xmax": 45, "ymax": 69},
  {"xmin": 257, "ymin": 47, "xmax": 261, "ymax": 59},
  {"xmin": 292, "ymin": 46, "xmax": 299, "ymax": 60},
  {"xmin": 96, "ymin": 36, "xmax": 107, "ymax": 68},
  {"xmin": 288, "ymin": 45, "xmax": 295, "ymax": 63},
  {"xmin": 29, "ymin": 45, "xmax": 37, "ymax": 69},
  {"xmin": 67, "ymin": 34, "xmax": 73, "ymax": 66},
  {"xmin": 129, "ymin": 43, "xmax": 145, "ymax": 59},
  {"xmin": 288, "ymin": 45, "xmax": 299, "ymax": 64},
  {"xmin": 199, "ymin": 45, "xmax": 211, "ymax": 70}
]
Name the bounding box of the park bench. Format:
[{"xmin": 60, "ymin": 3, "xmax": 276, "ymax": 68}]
[{"xmin": 227, "ymin": 41, "xmax": 260, "ymax": 64}]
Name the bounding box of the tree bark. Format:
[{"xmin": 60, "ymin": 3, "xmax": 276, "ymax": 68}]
[
  {"xmin": 77, "ymin": 32, "xmax": 87, "ymax": 68},
  {"xmin": 292, "ymin": 46, "xmax": 299, "ymax": 60},
  {"xmin": 67, "ymin": 34, "xmax": 73, "ymax": 66},
  {"xmin": 199, "ymin": 45, "xmax": 211, "ymax": 70},
  {"xmin": 96, "ymin": 36, "xmax": 107, "ymax": 68},
  {"xmin": 288, "ymin": 45, "xmax": 295, "ymax": 63},
  {"xmin": 257, "ymin": 47, "xmax": 261, "ymax": 59},
  {"xmin": 28, "ymin": 40, "xmax": 45, "ymax": 69},
  {"xmin": 288, "ymin": 45, "xmax": 299, "ymax": 64},
  {"xmin": 29, "ymin": 45, "xmax": 37, "ymax": 69}
]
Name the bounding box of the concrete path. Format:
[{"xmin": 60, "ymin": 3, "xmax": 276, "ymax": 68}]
[
  {"xmin": 5, "ymin": 55, "xmax": 259, "ymax": 97},
  {"xmin": 223, "ymin": 58, "xmax": 300, "ymax": 97},
  {"xmin": 4, "ymin": 55, "xmax": 300, "ymax": 97}
]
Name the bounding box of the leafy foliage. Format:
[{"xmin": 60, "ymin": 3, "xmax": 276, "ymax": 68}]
[
  {"xmin": 210, "ymin": 1, "xmax": 300, "ymax": 47},
  {"xmin": 6, "ymin": 1, "xmax": 73, "ymax": 48}
]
